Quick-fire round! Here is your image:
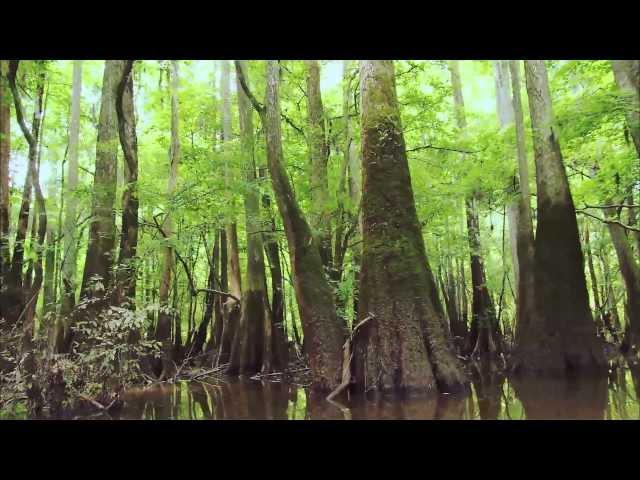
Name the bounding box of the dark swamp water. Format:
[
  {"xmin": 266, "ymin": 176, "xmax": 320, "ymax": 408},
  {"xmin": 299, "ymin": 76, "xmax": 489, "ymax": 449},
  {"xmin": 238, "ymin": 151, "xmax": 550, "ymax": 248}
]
[{"xmin": 7, "ymin": 362, "xmax": 640, "ymax": 420}]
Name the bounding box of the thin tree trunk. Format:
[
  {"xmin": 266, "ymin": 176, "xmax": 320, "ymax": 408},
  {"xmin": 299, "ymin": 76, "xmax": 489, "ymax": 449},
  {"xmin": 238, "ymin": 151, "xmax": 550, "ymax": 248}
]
[
  {"xmin": 509, "ymin": 60, "xmax": 536, "ymax": 350},
  {"xmin": 55, "ymin": 60, "xmax": 83, "ymax": 350},
  {"xmin": 584, "ymin": 222, "xmax": 604, "ymax": 336}
]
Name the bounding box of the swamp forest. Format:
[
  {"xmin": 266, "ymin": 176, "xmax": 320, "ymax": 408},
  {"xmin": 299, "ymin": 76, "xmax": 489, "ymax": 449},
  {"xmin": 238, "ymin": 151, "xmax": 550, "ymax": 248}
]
[{"xmin": 0, "ymin": 59, "xmax": 639, "ymax": 420}]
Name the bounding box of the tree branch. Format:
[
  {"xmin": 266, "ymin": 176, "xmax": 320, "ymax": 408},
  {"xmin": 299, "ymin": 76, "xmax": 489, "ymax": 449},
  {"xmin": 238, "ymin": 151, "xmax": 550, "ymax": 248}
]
[
  {"xmin": 234, "ymin": 60, "xmax": 264, "ymax": 115},
  {"xmin": 150, "ymin": 216, "xmax": 239, "ymax": 302},
  {"xmin": 577, "ymin": 209, "xmax": 640, "ymax": 233},
  {"xmin": 406, "ymin": 144, "xmax": 485, "ymax": 155},
  {"xmin": 7, "ymin": 61, "xmax": 37, "ymax": 148}
]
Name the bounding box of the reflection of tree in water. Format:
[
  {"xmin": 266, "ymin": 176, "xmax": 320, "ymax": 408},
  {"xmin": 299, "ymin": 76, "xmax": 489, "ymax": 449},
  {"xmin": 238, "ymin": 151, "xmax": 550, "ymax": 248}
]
[
  {"xmin": 306, "ymin": 390, "xmax": 466, "ymax": 420},
  {"xmin": 511, "ymin": 374, "xmax": 607, "ymax": 419},
  {"xmin": 470, "ymin": 360, "xmax": 506, "ymax": 420}
]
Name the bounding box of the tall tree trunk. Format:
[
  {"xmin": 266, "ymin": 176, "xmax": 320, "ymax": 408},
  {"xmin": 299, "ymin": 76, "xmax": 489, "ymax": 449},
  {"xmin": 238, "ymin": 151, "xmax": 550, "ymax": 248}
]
[
  {"xmin": 611, "ymin": 60, "xmax": 640, "ymax": 158},
  {"xmin": 352, "ymin": 60, "xmax": 467, "ymax": 394},
  {"xmin": 115, "ymin": 60, "xmax": 139, "ymax": 307},
  {"xmin": 345, "ymin": 60, "xmax": 363, "ymax": 325},
  {"xmin": 155, "ymin": 60, "xmax": 181, "ymax": 379},
  {"xmin": 305, "ymin": 60, "xmax": 332, "ymax": 269},
  {"xmin": 221, "ymin": 60, "xmax": 242, "ymax": 299},
  {"xmin": 604, "ymin": 206, "xmax": 640, "ymax": 353},
  {"xmin": 80, "ymin": 61, "xmax": 123, "ymax": 297},
  {"xmin": 509, "ymin": 60, "xmax": 537, "ymax": 350},
  {"xmin": 55, "ymin": 60, "xmax": 83, "ymax": 350},
  {"xmin": 514, "ymin": 60, "xmax": 605, "ymax": 374},
  {"xmin": 449, "ymin": 60, "xmax": 501, "ymax": 358},
  {"xmin": 493, "ymin": 60, "xmax": 520, "ymax": 291},
  {"xmin": 235, "ymin": 60, "xmax": 345, "ymax": 391}
]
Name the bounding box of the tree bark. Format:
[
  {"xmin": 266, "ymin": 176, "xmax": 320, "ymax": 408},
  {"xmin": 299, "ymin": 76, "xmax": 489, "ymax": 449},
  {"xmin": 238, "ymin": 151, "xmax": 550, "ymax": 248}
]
[
  {"xmin": 353, "ymin": 60, "xmax": 467, "ymax": 394},
  {"xmin": 235, "ymin": 60, "xmax": 346, "ymax": 391},
  {"xmin": 514, "ymin": 60, "xmax": 605, "ymax": 374}
]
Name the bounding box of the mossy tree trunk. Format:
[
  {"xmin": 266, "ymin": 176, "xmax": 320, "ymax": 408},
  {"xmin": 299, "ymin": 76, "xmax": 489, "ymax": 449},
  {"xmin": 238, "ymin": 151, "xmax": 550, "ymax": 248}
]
[
  {"xmin": 352, "ymin": 60, "xmax": 467, "ymax": 394},
  {"xmin": 513, "ymin": 60, "xmax": 605, "ymax": 374}
]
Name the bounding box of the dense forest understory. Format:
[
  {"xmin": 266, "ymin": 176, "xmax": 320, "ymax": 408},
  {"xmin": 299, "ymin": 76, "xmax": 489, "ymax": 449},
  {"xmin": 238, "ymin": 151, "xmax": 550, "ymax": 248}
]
[{"xmin": 0, "ymin": 59, "xmax": 638, "ymax": 419}]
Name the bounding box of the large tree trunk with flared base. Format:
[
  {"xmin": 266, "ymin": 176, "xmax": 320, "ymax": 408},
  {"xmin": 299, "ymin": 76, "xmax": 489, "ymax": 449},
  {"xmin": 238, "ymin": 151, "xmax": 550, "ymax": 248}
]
[
  {"xmin": 235, "ymin": 60, "xmax": 345, "ymax": 391},
  {"xmin": 513, "ymin": 60, "xmax": 605, "ymax": 375},
  {"xmin": 352, "ymin": 60, "xmax": 467, "ymax": 395}
]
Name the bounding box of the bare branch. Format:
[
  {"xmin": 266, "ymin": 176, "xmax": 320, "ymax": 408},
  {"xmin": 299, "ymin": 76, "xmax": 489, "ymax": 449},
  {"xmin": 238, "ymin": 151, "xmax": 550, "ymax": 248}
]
[
  {"xmin": 234, "ymin": 60, "xmax": 264, "ymax": 115},
  {"xmin": 407, "ymin": 144, "xmax": 485, "ymax": 155},
  {"xmin": 577, "ymin": 209, "xmax": 640, "ymax": 233}
]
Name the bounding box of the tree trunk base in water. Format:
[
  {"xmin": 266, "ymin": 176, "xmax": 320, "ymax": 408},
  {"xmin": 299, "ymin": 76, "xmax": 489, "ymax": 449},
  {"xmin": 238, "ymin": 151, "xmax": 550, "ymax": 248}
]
[{"xmin": 511, "ymin": 335, "xmax": 607, "ymax": 376}]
